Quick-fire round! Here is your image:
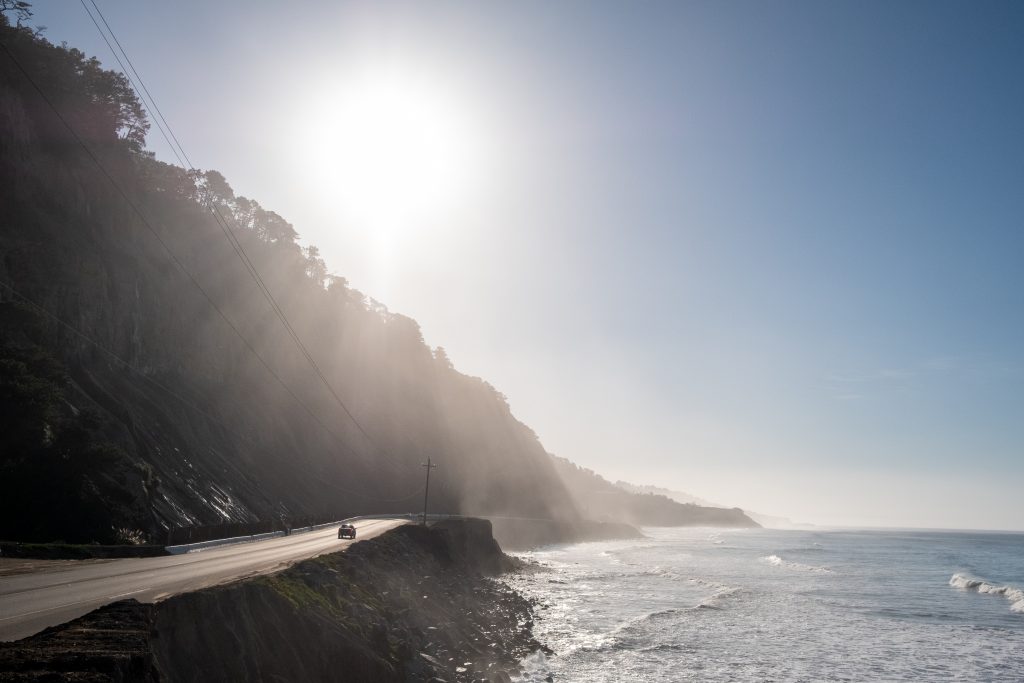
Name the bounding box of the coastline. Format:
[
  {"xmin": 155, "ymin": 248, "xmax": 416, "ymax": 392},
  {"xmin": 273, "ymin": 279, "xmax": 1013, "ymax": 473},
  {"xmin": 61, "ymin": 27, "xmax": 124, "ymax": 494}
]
[{"xmin": 0, "ymin": 518, "xmax": 688, "ymax": 682}]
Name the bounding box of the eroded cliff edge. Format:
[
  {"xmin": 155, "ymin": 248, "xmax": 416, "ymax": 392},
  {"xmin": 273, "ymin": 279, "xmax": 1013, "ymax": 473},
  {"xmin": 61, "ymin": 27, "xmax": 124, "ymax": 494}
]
[{"xmin": 0, "ymin": 519, "xmax": 542, "ymax": 682}]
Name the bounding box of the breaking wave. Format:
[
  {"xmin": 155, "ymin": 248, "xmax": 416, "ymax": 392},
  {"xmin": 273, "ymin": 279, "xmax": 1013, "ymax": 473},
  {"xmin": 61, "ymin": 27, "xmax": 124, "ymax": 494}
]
[
  {"xmin": 762, "ymin": 554, "xmax": 832, "ymax": 573},
  {"xmin": 949, "ymin": 573, "xmax": 1024, "ymax": 614},
  {"xmin": 573, "ymin": 608, "xmax": 682, "ymax": 654},
  {"xmin": 644, "ymin": 566, "xmax": 686, "ymax": 581},
  {"xmin": 687, "ymin": 577, "xmax": 744, "ymax": 608}
]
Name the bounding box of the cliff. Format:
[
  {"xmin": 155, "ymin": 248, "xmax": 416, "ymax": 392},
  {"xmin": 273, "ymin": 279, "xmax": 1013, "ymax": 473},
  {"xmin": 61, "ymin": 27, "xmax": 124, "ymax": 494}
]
[
  {"xmin": 0, "ymin": 11, "xmax": 756, "ymax": 547},
  {"xmin": 551, "ymin": 456, "xmax": 759, "ymax": 528},
  {"xmin": 0, "ymin": 15, "xmax": 578, "ymax": 543}
]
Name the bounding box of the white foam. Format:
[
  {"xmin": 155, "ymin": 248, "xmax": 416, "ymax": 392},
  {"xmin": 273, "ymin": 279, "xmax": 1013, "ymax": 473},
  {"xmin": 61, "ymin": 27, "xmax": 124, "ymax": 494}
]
[
  {"xmin": 645, "ymin": 565, "xmax": 685, "ymax": 581},
  {"xmin": 762, "ymin": 554, "xmax": 832, "ymax": 573},
  {"xmin": 950, "ymin": 573, "xmax": 1024, "ymax": 614},
  {"xmin": 514, "ymin": 650, "xmax": 553, "ymax": 682}
]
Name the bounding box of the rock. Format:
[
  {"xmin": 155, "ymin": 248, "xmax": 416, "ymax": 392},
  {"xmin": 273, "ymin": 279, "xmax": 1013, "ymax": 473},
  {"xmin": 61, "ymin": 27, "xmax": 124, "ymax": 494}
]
[{"xmin": 420, "ymin": 652, "xmax": 445, "ymax": 668}]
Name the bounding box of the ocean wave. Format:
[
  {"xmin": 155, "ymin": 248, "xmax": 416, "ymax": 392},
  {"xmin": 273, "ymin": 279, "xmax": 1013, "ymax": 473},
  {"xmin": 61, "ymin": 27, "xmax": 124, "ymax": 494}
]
[
  {"xmin": 644, "ymin": 566, "xmax": 686, "ymax": 581},
  {"xmin": 762, "ymin": 554, "xmax": 832, "ymax": 573},
  {"xmin": 515, "ymin": 650, "xmax": 553, "ymax": 682},
  {"xmin": 697, "ymin": 586, "xmax": 743, "ymax": 609},
  {"xmin": 685, "ymin": 577, "xmax": 744, "ymax": 608},
  {"xmin": 537, "ymin": 608, "xmax": 674, "ymax": 657},
  {"xmin": 949, "ymin": 573, "xmax": 1024, "ymax": 614}
]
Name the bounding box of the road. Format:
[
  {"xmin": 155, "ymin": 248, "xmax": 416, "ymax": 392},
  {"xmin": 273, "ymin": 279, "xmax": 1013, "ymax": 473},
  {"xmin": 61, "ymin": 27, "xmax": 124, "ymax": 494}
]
[{"xmin": 0, "ymin": 518, "xmax": 405, "ymax": 642}]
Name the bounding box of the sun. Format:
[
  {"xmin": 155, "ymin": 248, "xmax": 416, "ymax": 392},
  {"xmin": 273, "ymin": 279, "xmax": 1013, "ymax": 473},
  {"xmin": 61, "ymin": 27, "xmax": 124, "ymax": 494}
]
[{"xmin": 301, "ymin": 68, "xmax": 478, "ymax": 230}]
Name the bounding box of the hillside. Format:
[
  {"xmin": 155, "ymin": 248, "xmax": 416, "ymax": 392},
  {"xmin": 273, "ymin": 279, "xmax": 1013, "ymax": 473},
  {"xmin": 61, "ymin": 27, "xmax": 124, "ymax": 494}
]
[
  {"xmin": 0, "ymin": 11, "xmax": 754, "ymax": 544},
  {"xmin": 615, "ymin": 480, "xmax": 720, "ymax": 508},
  {"xmin": 553, "ymin": 457, "xmax": 758, "ymax": 528},
  {"xmin": 616, "ymin": 481, "xmax": 806, "ymax": 529}
]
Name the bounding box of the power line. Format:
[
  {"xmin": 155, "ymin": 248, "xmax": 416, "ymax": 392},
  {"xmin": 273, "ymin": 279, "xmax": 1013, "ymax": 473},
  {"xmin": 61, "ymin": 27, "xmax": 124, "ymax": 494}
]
[
  {"xmin": 0, "ymin": 279, "xmax": 423, "ymax": 503},
  {"xmin": 83, "ymin": 0, "xmax": 192, "ymax": 169},
  {"xmin": 0, "ymin": 38, "xmax": 370, "ymax": 477},
  {"xmin": 78, "ymin": 0, "xmax": 188, "ymax": 170},
  {"xmin": 80, "ymin": 1, "xmax": 409, "ymax": 473}
]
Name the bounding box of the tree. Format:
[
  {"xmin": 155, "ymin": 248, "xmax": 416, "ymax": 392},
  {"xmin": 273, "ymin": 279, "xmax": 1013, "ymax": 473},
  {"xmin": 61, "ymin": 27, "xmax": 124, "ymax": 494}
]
[
  {"xmin": 433, "ymin": 346, "xmax": 454, "ymax": 370},
  {"xmin": 232, "ymin": 195, "xmax": 259, "ymax": 232},
  {"xmin": 193, "ymin": 169, "xmax": 234, "ymax": 208},
  {"xmin": 254, "ymin": 208, "xmax": 297, "ymax": 245},
  {"xmin": 70, "ymin": 49, "xmax": 150, "ymax": 150},
  {"xmin": 0, "ymin": 1, "xmax": 33, "ymax": 27},
  {"xmin": 303, "ymin": 245, "xmax": 327, "ymax": 286}
]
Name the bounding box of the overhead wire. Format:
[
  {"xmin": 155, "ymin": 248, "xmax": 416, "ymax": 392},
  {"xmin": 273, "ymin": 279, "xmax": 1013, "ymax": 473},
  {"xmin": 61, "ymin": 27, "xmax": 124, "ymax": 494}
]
[
  {"xmin": 80, "ymin": 0, "xmax": 410, "ymax": 473},
  {"xmin": 0, "ymin": 279, "xmax": 423, "ymax": 503},
  {"xmin": 0, "ymin": 37, "xmax": 420, "ymax": 500}
]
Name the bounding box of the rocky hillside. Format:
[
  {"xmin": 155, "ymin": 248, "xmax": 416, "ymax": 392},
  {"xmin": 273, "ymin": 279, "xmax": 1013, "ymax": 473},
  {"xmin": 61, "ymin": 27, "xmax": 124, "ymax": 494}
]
[
  {"xmin": 552, "ymin": 456, "xmax": 758, "ymax": 528},
  {"xmin": 0, "ymin": 9, "xmax": 756, "ymax": 545},
  {"xmin": 0, "ymin": 13, "xmax": 581, "ymax": 543}
]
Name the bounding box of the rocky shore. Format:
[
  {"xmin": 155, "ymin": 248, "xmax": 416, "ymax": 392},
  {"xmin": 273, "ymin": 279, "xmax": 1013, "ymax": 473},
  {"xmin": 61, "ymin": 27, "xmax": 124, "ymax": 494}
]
[{"xmin": 0, "ymin": 519, "xmax": 545, "ymax": 682}]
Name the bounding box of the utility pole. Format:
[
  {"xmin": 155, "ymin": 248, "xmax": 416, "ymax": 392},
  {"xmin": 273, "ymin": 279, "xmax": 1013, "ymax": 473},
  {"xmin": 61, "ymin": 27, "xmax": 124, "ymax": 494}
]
[{"xmin": 421, "ymin": 458, "xmax": 437, "ymax": 526}]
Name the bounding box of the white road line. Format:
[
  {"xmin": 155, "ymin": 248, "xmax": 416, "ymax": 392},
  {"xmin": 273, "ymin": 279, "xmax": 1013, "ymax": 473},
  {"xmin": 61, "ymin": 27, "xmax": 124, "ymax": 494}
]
[
  {"xmin": 0, "ymin": 518, "xmax": 406, "ymax": 641},
  {"xmin": 0, "ymin": 588, "xmax": 146, "ymax": 621}
]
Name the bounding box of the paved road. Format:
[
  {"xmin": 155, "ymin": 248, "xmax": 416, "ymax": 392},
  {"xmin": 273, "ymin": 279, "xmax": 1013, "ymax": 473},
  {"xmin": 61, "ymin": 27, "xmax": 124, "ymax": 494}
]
[{"xmin": 0, "ymin": 518, "xmax": 405, "ymax": 642}]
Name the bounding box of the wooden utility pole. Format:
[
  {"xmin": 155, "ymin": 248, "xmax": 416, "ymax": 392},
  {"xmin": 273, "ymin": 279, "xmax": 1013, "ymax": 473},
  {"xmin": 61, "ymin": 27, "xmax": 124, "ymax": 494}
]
[{"xmin": 421, "ymin": 458, "xmax": 437, "ymax": 526}]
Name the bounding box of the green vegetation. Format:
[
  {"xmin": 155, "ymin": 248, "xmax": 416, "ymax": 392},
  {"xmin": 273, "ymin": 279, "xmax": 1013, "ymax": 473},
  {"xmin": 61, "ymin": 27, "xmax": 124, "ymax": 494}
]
[{"xmin": 262, "ymin": 573, "xmax": 336, "ymax": 614}]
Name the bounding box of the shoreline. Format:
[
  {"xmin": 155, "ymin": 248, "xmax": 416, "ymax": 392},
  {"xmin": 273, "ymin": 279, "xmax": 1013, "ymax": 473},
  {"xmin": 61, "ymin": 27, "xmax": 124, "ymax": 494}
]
[{"xmin": 0, "ymin": 518, "xmax": 748, "ymax": 681}]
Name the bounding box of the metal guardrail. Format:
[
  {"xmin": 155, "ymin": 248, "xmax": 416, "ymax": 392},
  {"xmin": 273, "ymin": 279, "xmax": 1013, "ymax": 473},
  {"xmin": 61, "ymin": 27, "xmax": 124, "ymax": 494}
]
[{"xmin": 163, "ymin": 513, "xmax": 478, "ymax": 555}]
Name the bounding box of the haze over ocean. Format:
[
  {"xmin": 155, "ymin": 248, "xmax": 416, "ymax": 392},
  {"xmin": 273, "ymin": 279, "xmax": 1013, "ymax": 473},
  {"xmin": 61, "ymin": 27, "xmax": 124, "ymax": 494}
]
[{"xmin": 28, "ymin": 1, "xmax": 1024, "ymax": 529}]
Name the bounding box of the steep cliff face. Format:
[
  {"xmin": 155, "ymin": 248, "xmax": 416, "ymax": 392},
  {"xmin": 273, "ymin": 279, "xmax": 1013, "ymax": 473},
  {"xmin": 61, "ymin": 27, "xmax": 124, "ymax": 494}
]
[
  {"xmin": 0, "ymin": 18, "xmax": 580, "ymax": 543},
  {"xmin": 0, "ymin": 16, "xmax": 756, "ymax": 545},
  {"xmin": 0, "ymin": 521, "xmax": 540, "ymax": 683}
]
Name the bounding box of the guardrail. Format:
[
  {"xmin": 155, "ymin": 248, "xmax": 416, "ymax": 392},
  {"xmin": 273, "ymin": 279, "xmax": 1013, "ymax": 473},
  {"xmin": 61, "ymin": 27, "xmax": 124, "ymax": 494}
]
[{"xmin": 164, "ymin": 513, "xmax": 474, "ymax": 555}]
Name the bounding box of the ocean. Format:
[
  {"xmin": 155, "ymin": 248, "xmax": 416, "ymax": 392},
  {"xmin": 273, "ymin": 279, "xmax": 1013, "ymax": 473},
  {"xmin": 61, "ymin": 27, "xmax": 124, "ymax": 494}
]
[{"xmin": 509, "ymin": 527, "xmax": 1024, "ymax": 681}]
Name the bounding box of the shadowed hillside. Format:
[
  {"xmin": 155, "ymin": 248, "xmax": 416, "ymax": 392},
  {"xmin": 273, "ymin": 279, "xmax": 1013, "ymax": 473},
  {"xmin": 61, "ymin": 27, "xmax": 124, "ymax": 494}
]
[
  {"xmin": 551, "ymin": 456, "xmax": 757, "ymax": 528},
  {"xmin": 0, "ymin": 10, "xmax": 753, "ymax": 543}
]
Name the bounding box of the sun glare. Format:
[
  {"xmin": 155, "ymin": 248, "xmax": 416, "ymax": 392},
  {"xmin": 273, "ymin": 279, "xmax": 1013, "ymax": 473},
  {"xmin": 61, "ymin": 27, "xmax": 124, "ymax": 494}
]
[{"xmin": 300, "ymin": 68, "xmax": 478, "ymax": 230}]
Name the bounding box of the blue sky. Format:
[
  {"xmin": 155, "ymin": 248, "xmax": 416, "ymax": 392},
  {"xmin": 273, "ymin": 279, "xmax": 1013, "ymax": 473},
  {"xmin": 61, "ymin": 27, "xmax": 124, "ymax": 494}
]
[{"xmin": 30, "ymin": 1, "xmax": 1024, "ymax": 528}]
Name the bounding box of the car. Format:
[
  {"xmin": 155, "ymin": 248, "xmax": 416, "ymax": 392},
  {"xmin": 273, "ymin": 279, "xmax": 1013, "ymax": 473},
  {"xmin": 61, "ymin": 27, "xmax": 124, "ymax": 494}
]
[{"xmin": 337, "ymin": 523, "xmax": 356, "ymax": 539}]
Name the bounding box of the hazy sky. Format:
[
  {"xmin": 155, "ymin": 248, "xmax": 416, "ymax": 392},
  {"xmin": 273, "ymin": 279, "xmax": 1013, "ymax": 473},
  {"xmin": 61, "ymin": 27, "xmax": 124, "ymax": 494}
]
[{"xmin": 32, "ymin": 1, "xmax": 1024, "ymax": 529}]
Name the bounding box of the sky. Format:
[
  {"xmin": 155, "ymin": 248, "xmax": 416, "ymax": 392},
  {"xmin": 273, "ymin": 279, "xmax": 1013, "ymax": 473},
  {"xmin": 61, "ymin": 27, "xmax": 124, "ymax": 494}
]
[{"xmin": 29, "ymin": 1, "xmax": 1024, "ymax": 530}]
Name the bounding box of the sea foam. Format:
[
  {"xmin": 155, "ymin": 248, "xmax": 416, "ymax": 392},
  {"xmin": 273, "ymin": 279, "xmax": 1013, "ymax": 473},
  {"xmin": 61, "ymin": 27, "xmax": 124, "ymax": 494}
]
[
  {"xmin": 949, "ymin": 573, "xmax": 1024, "ymax": 614},
  {"xmin": 762, "ymin": 554, "xmax": 832, "ymax": 573}
]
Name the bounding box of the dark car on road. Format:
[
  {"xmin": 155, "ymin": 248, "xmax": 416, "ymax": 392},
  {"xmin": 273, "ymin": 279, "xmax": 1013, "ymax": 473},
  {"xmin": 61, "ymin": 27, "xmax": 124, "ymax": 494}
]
[{"xmin": 338, "ymin": 523, "xmax": 356, "ymax": 539}]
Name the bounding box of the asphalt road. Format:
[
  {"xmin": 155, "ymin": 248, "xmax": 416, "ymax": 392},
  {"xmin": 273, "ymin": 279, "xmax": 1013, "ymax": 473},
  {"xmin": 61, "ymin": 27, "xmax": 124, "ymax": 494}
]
[{"xmin": 0, "ymin": 518, "xmax": 405, "ymax": 642}]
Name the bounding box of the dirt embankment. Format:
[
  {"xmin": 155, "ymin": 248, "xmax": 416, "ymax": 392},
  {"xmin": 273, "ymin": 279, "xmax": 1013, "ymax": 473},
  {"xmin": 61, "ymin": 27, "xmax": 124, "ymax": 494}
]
[{"xmin": 0, "ymin": 519, "xmax": 543, "ymax": 683}]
